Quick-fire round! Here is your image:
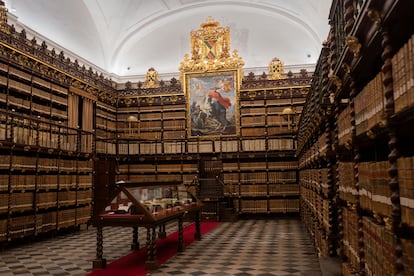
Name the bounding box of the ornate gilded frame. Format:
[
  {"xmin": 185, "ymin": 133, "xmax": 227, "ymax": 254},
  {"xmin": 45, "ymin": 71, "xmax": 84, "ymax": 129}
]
[{"xmin": 184, "ymin": 69, "xmax": 240, "ymax": 138}]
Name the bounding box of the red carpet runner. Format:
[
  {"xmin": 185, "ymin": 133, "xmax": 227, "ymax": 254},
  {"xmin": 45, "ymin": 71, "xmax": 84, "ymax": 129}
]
[{"xmin": 87, "ymin": 222, "xmax": 221, "ymax": 276}]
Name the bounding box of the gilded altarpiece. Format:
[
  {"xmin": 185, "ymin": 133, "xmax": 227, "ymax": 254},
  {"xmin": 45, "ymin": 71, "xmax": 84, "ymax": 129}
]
[{"xmin": 180, "ymin": 17, "xmax": 244, "ymax": 138}]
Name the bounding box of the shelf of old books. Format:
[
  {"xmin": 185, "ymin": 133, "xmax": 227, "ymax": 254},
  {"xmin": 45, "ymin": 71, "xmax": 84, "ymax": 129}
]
[
  {"xmin": 297, "ymin": 0, "xmax": 414, "ymax": 274},
  {"xmin": 95, "ymin": 101, "xmax": 117, "ymax": 155},
  {"xmin": 0, "ymin": 106, "xmax": 93, "ymax": 244}
]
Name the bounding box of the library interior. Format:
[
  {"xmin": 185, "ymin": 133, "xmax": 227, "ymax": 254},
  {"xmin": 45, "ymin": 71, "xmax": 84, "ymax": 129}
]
[{"xmin": 0, "ymin": 0, "xmax": 413, "ymax": 275}]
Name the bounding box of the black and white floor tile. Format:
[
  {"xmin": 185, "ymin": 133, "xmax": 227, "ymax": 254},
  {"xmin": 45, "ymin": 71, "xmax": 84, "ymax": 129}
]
[
  {"xmin": 148, "ymin": 218, "xmax": 322, "ymax": 276},
  {"xmin": 0, "ymin": 218, "xmax": 322, "ymax": 276}
]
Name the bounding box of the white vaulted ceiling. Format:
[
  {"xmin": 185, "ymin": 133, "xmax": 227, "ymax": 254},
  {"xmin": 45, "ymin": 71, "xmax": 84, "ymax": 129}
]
[{"xmin": 3, "ymin": 0, "xmax": 332, "ymax": 81}]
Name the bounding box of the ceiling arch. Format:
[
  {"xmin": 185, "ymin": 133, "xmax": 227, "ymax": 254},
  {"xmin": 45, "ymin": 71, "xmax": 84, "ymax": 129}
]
[
  {"xmin": 4, "ymin": 0, "xmax": 332, "ymax": 81},
  {"xmin": 110, "ymin": 1, "xmax": 325, "ymax": 74}
]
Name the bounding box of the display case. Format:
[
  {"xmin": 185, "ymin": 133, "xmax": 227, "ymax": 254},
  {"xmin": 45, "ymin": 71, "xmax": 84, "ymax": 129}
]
[{"xmin": 92, "ymin": 180, "xmax": 202, "ymax": 271}]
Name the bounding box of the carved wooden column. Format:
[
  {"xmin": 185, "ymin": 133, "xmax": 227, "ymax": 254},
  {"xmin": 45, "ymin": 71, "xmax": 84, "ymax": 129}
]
[
  {"xmin": 158, "ymin": 224, "xmax": 166, "ymax": 239},
  {"xmin": 194, "ymin": 210, "xmax": 201, "ymax": 240},
  {"xmin": 334, "ymin": 101, "xmax": 345, "ymax": 261},
  {"xmin": 349, "ymin": 78, "xmax": 365, "ymax": 276},
  {"xmin": 145, "ymin": 226, "xmax": 158, "ymax": 270},
  {"xmin": 343, "ymin": 0, "xmax": 355, "ymax": 36},
  {"xmin": 325, "ymin": 103, "xmax": 337, "ymax": 257},
  {"xmin": 131, "ymin": 226, "xmax": 139, "ymax": 250},
  {"xmin": 92, "ymin": 225, "xmax": 106, "ymax": 269},
  {"xmin": 381, "ymin": 29, "xmax": 404, "ymax": 275},
  {"xmin": 178, "ymin": 217, "xmax": 184, "ymax": 252}
]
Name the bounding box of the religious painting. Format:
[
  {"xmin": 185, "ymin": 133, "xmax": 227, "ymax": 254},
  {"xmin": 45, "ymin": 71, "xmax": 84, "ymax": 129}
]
[{"xmin": 185, "ymin": 70, "xmax": 239, "ymax": 138}]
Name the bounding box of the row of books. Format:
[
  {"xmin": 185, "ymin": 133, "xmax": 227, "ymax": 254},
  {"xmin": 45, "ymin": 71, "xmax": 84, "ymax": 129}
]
[
  {"xmin": 222, "ymin": 171, "xmax": 297, "ymax": 182},
  {"xmin": 0, "ymin": 174, "xmax": 92, "ymax": 192},
  {"xmin": 240, "ymin": 106, "xmax": 266, "ymax": 115},
  {"xmin": 113, "ymin": 137, "xmax": 296, "ymax": 155},
  {"xmin": 237, "ymin": 198, "xmax": 299, "ymax": 213},
  {"xmin": 117, "ymin": 163, "xmax": 198, "ymax": 174},
  {"xmin": 401, "ymin": 238, "xmax": 414, "ymax": 276},
  {"xmin": 240, "ymin": 126, "xmax": 296, "ymax": 137},
  {"xmin": 301, "ymin": 167, "xmax": 330, "ymax": 192},
  {"xmin": 5, "ymin": 82, "xmax": 67, "ymax": 107},
  {"xmin": 239, "ymin": 184, "xmax": 268, "ymax": 196},
  {"xmin": 398, "ymin": 156, "xmax": 414, "ymax": 227},
  {"xmin": 337, "ymin": 105, "xmax": 351, "ymax": 146},
  {"xmin": 358, "ymin": 161, "xmax": 392, "ymax": 217},
  {"xmin": 392, "ymin": 34, "xmax": 414, "ymax": 114},
  {"xmin": 3, "ymin": 68, "xmax": 68, "ymax": 96},
  {"xmin": 0, "ymin": 189, "xmax": 92, "ymax": 213},
  {"xmin": 315, "ymin": 226, "xmax": 329, "ymax": 256},
  {"xmin": 363, "ymin": 216, "xmax": 396, "ymax": 276},
  {"xmin": 298, "ymin": 134, "xmax": 328, "ymax": 168},
  {"xmin": 338, "ymin": 162, "xmax": 358, "ymax": 204},
  {"xmin": 240, "ymin": 113, "xmax": 297, "ymax": 126},
  {"xmin": 233, "ymin": 183, "xmax": 299, "ymax": 196},
  {"xmin": 117, "ymin": 173, "xmax": 187, "ymax": 184},
  {"xmin": 300, "ymin": 186, "xmax": 331, "ymax": 232},
  {"xmin": 3, "ymin": 126, "xmax": 93, "ymax": 152},
  {"xmin": 239, "ymin": 97, "xmax": 292, "ymax": 106},
  {"xmin": 96, "ymin": 141, "xmax": 117, "ymax": 154},
  {"xmin": 5, "ymin": 156, "xmax": 92, "ymax": 172},
  {"xmin": 57, "ymin": 205, "xmax": 91, "ymax": 229},
  {"xmin": 223, "ymin": 163, "xmax": 297, "ymax": 172},
  {"xmin": 354, "ymin": 72, "xmax": 385, "ymax": 136},
  {"xmin": 96, "ymin": 109, "xmax": 116, "ymax": 122},
  {"xmin": 2, "ymin": 205, "xmax": 90, "ymax": 240},
  {"xmin": 342, "ymin": 207, "xmax": 359, "ymax": 272},
  {"xmin": 118, "ymin": 121, "xmax": 187, "ymax": 133},
  {"xmin": 95, "ymin": 117, "xmax": 116, "ymax": 130}
]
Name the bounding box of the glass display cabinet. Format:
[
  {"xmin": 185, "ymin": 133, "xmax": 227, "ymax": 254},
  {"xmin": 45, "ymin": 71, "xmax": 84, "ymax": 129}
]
[{"xmin": 92, "ymin": 180, "xmax": 202, "ymax": 271}]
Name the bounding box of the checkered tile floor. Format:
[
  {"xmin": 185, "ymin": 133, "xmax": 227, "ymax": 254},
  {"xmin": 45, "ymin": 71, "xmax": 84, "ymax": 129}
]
[{"xmin": 0, "ymin": 218, "xmax": 322, "ymax": 276}]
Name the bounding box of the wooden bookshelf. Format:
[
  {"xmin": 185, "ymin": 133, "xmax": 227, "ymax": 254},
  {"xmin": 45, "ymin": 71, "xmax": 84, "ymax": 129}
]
[
  {"xmin": 298, "ymin": 0, "xmax": 414, "ymax": 274},
  {"xmin": 0, "ymin": 64, "xmax": 94, "ymax": 243}
]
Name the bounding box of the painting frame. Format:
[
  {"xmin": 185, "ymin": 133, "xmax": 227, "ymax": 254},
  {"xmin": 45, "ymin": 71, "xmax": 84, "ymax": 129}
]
[{"xmin": 185, "ymin": 69, "xmax": 240, "ymax": 138}]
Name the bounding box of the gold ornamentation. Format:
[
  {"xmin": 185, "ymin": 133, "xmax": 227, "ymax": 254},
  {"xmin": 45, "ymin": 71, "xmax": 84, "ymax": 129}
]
[
  {"xmin": 0, "ymin": 1, "xmax": 9, "ymax": 34},
  {"xmin": 268, "ymin": 57, "xmax": 285, "ymax": 80},
  {"xmin": 170, "ymin": 94, "xmax": 178, "ymax": 103},
  {"xmin": 248, "ymin": 91, "xmax": 256, "ymax": 100},
  {"xmin": 342, "ymin": 63, "xmax": 351, "ymax": 74},
  {"xmin": 300, "ymin": 87, "xmax": 309, "ymax": 96},
  {"xmin": 144, "ymin": 67, "xmax": 159, "ymax": 88},
  {"xmin": 274, "ymin": 89, "xmax": 282, "ymax": 98},
  {"xmin": 345, "ymin": 36, "xmax": 361, "ymax": 58},
  {"xmin": 179, "ymin": 17, "xmax": 244, "ymax": 73},
  {"xmin": 328, "ymin": 72, "xmax": 342, "ymax": 89},
  {"xmin": 366, "ymin": 130, "xmax": 376, "ymax": 139},
  {"xmin": 383, "ymin": 217, "xmax": 392, "ymax": 231},
  {"xmin": 379, "ymin": 117, "xmax": 387, "ymax": 128},
  {"xmin": 367, "ymin": 9, "xmax": 381, "ymax": 26}
]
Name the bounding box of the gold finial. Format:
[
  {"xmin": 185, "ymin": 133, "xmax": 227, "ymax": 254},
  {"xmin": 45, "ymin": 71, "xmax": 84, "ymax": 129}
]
[
  {"xmin": 367, "ymin": 9, "xmax": 381, "ymax": 26},
  {"xmin": 144, "ymin": 67, "xmax": 159, "ymax": 88},
  {"xmin": 268, "ymin": 57, "xmax": 285, "ymax": 80},
  {"xmin": 328, "ymin": 72, "xmax": 342, "ymax": 89},
  {"xmin": 345, "ymin": 36, "xmax": 361, "ymax": 58},
  {"xmin": 0, "ymin": 0, "xmax": 9, "ymax": 34}
]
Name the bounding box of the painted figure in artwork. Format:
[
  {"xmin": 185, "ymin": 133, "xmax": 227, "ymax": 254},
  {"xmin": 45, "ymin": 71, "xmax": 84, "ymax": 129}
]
[
  {"xmin": 208, "ymin": 87, "xmax": 231, "ymax": 131},
  {"xmin": 188, "ymin": 73, "xmax": 236, "ymax": 136}
]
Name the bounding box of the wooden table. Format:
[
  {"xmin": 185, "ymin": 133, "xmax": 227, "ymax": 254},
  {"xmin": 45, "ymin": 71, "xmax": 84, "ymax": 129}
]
[{"xmin": 92, "ymin": 204, "xmax": 202, "ymax": 271}]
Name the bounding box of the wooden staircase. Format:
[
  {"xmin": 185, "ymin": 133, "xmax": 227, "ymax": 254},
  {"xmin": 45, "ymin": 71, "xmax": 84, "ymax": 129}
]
[{"xmin": 197, "ymin": 159, "xmax": 236, "ymax": 221}]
